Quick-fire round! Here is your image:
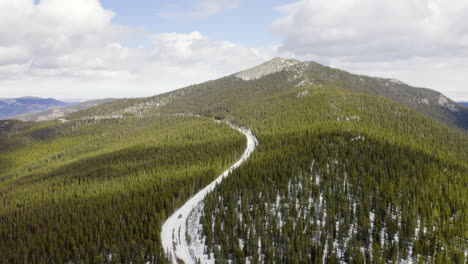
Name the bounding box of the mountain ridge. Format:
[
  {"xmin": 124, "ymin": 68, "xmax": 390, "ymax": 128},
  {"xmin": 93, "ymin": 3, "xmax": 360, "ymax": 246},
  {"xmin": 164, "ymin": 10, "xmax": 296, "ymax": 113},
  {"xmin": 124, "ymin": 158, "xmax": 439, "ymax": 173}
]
[
  {"xmin": 72, "ymin": 57, "xmax": 467, "ymax": 130},
  {"xmin": 10, "ymin": 98, "xmax": 116, "ymax": 122},
  {"xmin": 241, "ymin": 58, "xmax": 467, "ymax": 129},
  {"xmin": 0, "ymin": 97, "xmax": 76, "ymax": 120}
]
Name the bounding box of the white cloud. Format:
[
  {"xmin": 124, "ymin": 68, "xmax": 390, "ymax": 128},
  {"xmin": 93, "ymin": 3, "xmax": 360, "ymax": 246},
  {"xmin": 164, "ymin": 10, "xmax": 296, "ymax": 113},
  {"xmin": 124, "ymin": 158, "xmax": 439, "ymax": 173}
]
[
  {"xmin": 272, "ymin": 0, "xmax": 468, "ymax": 100},
  {"xmin": 273, "ymin": 0, "xmax": 468, "ymax": 60},
  {"xmin": 0, "ymin": 0, "xmax": 271, "ymax": 99},
  {"xmin": 3, "ymin": 0, "xmax": 465, "ymax": 102},
  {"xmin": 159, "ymin": 0, "xmax": 240, "ymax": 20},
  {"xmin": 193, "ymin": 0, "xmax": 240, "ymax": 18},
  {"xmin": 0, "ymin": 0, "xmax": 135, "ymax": 77}
]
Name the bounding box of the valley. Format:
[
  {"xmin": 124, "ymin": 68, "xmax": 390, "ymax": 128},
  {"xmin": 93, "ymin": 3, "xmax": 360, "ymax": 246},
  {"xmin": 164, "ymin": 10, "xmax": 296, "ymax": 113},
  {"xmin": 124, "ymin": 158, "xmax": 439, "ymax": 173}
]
[{"xmin": 161, "ymin": 124, "xmax": 258, "ymax": 264}]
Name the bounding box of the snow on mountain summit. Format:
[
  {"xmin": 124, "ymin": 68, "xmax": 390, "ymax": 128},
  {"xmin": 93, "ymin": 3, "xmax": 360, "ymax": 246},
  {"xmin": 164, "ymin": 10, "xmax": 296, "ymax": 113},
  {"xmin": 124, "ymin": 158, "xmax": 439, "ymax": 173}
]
[{"xmin": 235, "ymin": 57, "xmax": 300, "ymax": 81}]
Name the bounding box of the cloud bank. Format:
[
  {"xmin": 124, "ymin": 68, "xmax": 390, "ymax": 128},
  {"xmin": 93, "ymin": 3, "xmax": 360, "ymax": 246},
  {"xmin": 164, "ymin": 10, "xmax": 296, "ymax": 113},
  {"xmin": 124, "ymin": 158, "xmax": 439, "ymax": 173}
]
[{"xmin": 0, "ymin": 0, "xmax": 467, "ymax": 101}]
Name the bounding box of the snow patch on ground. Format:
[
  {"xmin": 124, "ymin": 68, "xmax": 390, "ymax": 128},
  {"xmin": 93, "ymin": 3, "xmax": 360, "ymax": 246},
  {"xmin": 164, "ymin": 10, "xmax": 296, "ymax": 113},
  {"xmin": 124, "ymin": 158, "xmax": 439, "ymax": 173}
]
[
  {"xmin": 161, "ymin": 123, "xmax": 258, "ymax": 264},
  {"xmin": 297, "ymin": 90, "xmax": 309, "ymax": 98},
  {"xmin": 351, "ymin": 135, "xmax": 365, "ymax": 142},
  {"xmin": 420, "ymin": 98, "xmax": 430, "ymax": 105},
  {"xmin": 235, "ymin": 57, "xmax": 300, "ymax": 81},
  {"xmin": 81, "ymin": 115, "xmax": 123, "ymax": 120},
  {"xmin": 389, "ymin": 78, "xmax": 405, "ymax": 85},
  {"xmin": 336, "ymin": 115, "xmax": 361, "ymax": 122},
  {"xmin": 123, "ymin": 96, "xmax": 173, "ymax": 116},
  {"xmin": 437, "ymin": 96, "xmax": 459, "ymax": 112}
]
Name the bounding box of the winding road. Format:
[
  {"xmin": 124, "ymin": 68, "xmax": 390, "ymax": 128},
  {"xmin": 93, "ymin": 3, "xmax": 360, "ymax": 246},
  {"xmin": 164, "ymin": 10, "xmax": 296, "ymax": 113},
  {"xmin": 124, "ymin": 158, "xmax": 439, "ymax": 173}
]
[{"xmin": 161, "ymin": 123, "xmax": 258, "ymax": 264}]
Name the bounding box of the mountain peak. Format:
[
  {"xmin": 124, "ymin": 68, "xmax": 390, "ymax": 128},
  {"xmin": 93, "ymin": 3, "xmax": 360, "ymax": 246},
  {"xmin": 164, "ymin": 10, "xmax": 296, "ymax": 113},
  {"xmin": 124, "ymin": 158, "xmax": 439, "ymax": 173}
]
[
  {"xmin": 19, "ymin": 96, "xmax": 43, "ymax": 99},
  {"xmin": 268, "ymin": 57, "xmax": 300, "ymax": 64},
  {"xmin": 235, "ymin": 57, "xmax": 301, "ymax": 81}
]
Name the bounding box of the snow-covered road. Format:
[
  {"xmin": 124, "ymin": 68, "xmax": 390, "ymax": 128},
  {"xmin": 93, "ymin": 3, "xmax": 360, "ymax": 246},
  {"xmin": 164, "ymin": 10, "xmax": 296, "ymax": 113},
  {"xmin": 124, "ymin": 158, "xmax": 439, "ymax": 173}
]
[{"xmin": 161, "ymin": 123, "xmax": 258, "ymax": 264}]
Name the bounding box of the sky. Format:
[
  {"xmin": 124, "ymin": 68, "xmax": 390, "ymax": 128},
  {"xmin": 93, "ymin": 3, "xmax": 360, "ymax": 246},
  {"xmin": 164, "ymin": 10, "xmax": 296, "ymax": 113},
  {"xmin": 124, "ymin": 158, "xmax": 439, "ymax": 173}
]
[{"xmin": 0, "ymin": 0, "xmax": 467, "ymax": 101}]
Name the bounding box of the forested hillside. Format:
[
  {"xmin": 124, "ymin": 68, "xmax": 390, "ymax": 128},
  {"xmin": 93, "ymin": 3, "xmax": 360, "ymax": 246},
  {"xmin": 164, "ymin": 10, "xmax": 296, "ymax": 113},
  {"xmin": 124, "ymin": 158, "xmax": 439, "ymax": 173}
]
[
  {"xmin": 197, "ymin": 87, "xmax": 467, "ymax": 263},
  {"xmin": 0, "ymin": 116, "xmax": 245, "ymax": 263},
  {"xmin": 69, "ymin": 58, "xmax": 468, "ymax": 130},
  {"xmin": 0, "ymin": 58, "xmax": 466, "ymax": 263}
]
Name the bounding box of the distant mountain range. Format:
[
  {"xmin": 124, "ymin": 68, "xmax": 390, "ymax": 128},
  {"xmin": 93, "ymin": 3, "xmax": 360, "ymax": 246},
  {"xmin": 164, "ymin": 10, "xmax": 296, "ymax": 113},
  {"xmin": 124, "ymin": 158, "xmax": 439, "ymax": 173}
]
[
  {"xmin": 11, "ymin": 98, "xmax": 116, "ymax": 122},
  {"xmin": 0, "ymin": 97, "xmax": 76, "ymax": 120},
  {"xmin": 0, "ymin": 97, "xmax": 115, "ymax": 121},
  {"xmin": 459, "ymin": 102, "xmax": 468, "ymax": 107}
]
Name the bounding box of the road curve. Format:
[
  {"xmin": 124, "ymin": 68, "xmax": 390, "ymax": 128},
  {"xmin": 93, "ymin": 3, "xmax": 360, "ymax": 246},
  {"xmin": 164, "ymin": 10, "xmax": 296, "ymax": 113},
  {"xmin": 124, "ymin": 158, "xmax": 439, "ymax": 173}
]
[{"xmin": 161, "ymin": 123, "xmax": 258, "ymax": 264}]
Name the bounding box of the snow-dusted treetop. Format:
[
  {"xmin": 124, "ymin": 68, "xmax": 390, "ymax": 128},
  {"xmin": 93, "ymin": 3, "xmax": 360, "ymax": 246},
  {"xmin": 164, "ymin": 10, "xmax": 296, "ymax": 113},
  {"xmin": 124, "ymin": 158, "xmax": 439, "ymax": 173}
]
[{"xmin": 235, "ymin": 57, "xmax": 300, "ymax": 81}]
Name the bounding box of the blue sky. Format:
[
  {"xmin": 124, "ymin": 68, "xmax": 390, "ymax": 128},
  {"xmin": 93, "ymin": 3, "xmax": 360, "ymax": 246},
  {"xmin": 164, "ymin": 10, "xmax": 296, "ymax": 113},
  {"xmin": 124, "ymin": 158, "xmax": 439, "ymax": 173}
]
[
  {"xmin": 99, "ymin": 0, "xmax": 293, "ymax": 47},
  {"xmin": 0, "ymin": 0, "xmax": 467, "ymax": 101}
]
